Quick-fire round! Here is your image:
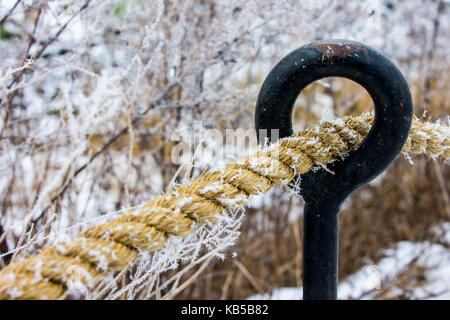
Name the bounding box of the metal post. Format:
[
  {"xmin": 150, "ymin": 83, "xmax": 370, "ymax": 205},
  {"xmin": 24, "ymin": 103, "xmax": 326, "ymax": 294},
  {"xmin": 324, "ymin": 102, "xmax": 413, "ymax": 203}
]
[
  {"xmin": 302, "ymin": 200, "xmax": 339, "ymax": 299},
  {"xmin": 254, "ymin": 39, "xmax": 413, "ymax": 300}
]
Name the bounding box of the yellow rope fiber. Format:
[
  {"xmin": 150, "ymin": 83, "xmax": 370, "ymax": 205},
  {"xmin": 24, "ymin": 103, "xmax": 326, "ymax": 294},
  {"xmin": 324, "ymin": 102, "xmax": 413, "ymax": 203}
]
[{"xmin": 0, "ymin": 114, "xmax": 448, "ymax": 299}]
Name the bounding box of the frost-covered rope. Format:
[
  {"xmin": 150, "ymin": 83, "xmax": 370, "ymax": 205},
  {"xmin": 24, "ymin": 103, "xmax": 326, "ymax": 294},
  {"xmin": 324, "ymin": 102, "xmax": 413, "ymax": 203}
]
[{"xmin": 0, "ymin": 114, "xmax": 448, "ymax": 299}]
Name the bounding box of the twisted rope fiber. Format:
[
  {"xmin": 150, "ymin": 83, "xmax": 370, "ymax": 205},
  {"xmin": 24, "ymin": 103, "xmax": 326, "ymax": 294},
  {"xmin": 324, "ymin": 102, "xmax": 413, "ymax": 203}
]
[{"xmin": 0, "ymin": 114, "xmax": 448, "ymax": 299}]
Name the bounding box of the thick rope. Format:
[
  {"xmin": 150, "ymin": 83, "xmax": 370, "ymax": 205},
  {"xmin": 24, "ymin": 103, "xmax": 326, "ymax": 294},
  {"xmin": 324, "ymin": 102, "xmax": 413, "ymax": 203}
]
[{"xmin": 0, "ymin": 114, "xmax": 448, "ymax": 299}]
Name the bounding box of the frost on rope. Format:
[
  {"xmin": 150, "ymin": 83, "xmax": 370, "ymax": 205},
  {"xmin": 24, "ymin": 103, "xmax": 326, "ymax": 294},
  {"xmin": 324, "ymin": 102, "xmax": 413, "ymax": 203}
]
[{"xmin": 89, "ymin": 207, "xmax": 245, "ymax": 300}]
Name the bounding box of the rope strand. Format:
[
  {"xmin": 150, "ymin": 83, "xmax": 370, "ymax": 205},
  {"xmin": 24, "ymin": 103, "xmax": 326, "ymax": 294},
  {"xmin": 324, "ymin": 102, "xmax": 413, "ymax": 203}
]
[{"xmin": 0, "ymin": 114, "xmax": 448, "ymax": 299}]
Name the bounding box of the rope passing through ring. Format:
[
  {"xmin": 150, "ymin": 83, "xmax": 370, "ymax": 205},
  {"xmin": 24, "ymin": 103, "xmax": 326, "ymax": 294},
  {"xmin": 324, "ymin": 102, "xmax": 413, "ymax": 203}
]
[{"xmin": 0, "ymin": 113, "xmax": 448, "ymax": 299}]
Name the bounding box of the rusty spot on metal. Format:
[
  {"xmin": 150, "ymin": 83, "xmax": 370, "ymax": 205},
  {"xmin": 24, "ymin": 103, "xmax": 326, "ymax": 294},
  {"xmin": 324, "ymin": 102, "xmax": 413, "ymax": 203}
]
[{"xmin": 312, "ymin": 42, "xmax": 364, "ymax": 59}]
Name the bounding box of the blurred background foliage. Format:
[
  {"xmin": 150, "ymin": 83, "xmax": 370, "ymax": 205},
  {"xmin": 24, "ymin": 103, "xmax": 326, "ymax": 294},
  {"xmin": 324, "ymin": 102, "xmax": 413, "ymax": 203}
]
[{"xmin": 0, "ymin": 0, "xmax": 448, "ymax": 299}]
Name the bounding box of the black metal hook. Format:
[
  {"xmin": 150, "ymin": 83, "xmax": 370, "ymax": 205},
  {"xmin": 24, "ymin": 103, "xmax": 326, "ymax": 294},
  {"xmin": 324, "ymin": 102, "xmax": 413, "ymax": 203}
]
[{"xmin": 255, "ymin": 40, "xmax": 413, "ymax": 300}]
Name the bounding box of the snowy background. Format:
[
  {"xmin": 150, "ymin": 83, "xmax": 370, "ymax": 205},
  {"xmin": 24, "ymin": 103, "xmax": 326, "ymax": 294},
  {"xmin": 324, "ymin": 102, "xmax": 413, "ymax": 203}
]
[{"xmin": 0, "ymin": 0, "xmax": 449, "ymax": 299}]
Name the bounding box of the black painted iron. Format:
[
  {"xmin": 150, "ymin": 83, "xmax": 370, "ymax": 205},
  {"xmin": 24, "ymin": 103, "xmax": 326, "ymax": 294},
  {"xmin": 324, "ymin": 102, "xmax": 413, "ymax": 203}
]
[{"xmin": 255, "ymin": 40, "xmax": 413, "ymax": 300}]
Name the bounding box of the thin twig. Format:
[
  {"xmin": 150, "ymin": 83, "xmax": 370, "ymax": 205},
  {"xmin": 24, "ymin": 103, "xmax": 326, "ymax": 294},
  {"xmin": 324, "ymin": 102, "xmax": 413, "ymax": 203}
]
[
  {"xmin": 0, "ymin": 0, "xmax": 21, "ymax": 26},
  {"xmin": 32, "ymin": 84, "xmax": 176, "ymax": 224},
  {"xmin": 163, "ymin": 256, "xmax": 214, "ymax": 300},
  {"xmin": 233, "ymin": 259, "xmax": 265, "ymax": 295},
  {"xmin": 0, "ymin": 0, "xmax": 92, "ymax": 139}
]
